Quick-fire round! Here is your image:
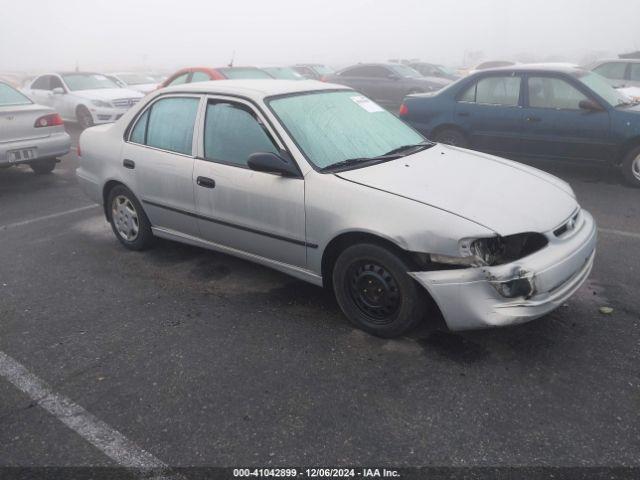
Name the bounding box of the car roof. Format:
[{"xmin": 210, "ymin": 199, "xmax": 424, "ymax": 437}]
[
  {"xmin": 161, "ymin": 79, "xmax": 348, "ymax": 100},
  {"xmin": 475, "ymin": 64, "xmax": 588, "ymax": 75}
]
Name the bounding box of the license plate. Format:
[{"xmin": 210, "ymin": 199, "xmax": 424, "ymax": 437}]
[{"xmin": 8, "ymin": 148, "xmax": 37, "ymax": 163}]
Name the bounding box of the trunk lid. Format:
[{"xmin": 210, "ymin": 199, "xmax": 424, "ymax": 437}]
[{"xmin": 0, "ymin": 104, "xmax": 54, "ymax": 144}]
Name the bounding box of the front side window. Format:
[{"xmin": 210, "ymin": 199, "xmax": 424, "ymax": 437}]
[
  {"xmin": 31, "ymin": 76, "xmax": 51, "ymax": 90},
  {"xmin": 593, "ymin": 62, "xmax": 627, "ymax": 80},
  {"xmin": 62, "ymin": 74, "xmax": 119, "ymax": 91},
  {"xmin": 269, "ymin": 90, "xmax": 424, "ymax": 170},
  {"xmin": 577, "ymin": 71, "xmax": 628, "ymax": 107},
  {"xmin": 630, "ymin": 64, "xmax": 640, "ymax": 82},
  {"xmin": 0, "ymin": 82, "xmax": 32, "ymax": 106},
  {"xmin": 129, "ymin": 97, "xmax": 199, "ymax": 155},
  {"xmin": 168, "ymin": 73, "xmax": 190, "ymax": 86},
  {"xmin": 388, "ymin": 64, "xmax": 422, "ymax": 78},
  {"xmin": 50, "ymin": 76, "xmax": 65, "ymax": 90},
  {"xmin": 191, "ymin": 71, "xmax": 211, "ymax": 82},
  {"xmin": 203, "ymin": 101, "xmax": 278, "ymax": 167},
  {"xmin": 460, "ymin": 75, "xmax": 521, "ymax": 106},
  {"xmin": 528, "ymin": 76, "xmax": 588, "ymax": 110}
]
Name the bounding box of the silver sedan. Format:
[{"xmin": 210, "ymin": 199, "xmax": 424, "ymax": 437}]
[
  {"xmin": 76, "ymin": 80, "xmax": 596, "ymax": 338},
  {"xmin": 0, "ymin": 81, "xmax": 70, "ymax": 174}
]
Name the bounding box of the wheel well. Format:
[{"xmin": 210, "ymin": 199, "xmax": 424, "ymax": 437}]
[
  {"xmin": 321, "ymin": 232, "xmax": 420, "ymax": 289},
  {"xmin": 430, "ymin": 124, "xmax": 467, "ymax": 141},
  {"xmin": 76, "ymin": 104, "xmax": 90, "ymax": 118},
  {"xmin": 102, "ymin": 180, "xmax": 124, "ymax": 220},
  {"xmin": 617, "ymin": 136, "xmax": 640, "ymax": 166}
]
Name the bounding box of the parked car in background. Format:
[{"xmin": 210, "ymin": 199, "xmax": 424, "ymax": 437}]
[
  {"xmin": 1, "ymin": 81, "xmax": 70, "ymax": 174},
  {"xmin": 399, "ymin": 65, "xmax": 640, "ymax": 186},
  {"xmin": 160, "ymin": 66, "xmax": 273, "ymax": 88},
  {"xmin": 76, "ymin": 79, "xmax": 596, "ymax": 337},
  {"xmin": 408, "ymin": 62, "xmax": 460, "ymax": 81},
  {"xmin": 585, "ymin": 59, "xmax": 640, "ymax": 89},
  {"xmin": 23, "ymin": 72, "xmax": 143, "ymax": 129},
  {"xmin": 325, "ymin": 63, "xmax": 450, "ymax": 107},
  {"xmin": 259, "ymin": 66, "xmax": 305, "ymax": 80},
  {"xmin": 106, "ymin": 72, "xmax": 159, "ymax": 94},
  {"xmin": 292, "ymin": 64, "xmax": 335, "ymax": 80}
]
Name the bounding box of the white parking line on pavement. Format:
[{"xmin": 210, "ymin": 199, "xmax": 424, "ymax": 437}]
[
  {"xmin": 599, "ymin": 228, "xmax": 640, "ymax": 240},
  {"xmin": 0, "ymin": 205, "xmax": 99, "ymax": 231},
  {"xmin": 0, "ymin": 350, "xmax": 173, "ymax": 475}
]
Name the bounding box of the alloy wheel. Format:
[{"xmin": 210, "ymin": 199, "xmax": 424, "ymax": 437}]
[{"xmin": 111, "ymin": 195, "xmax": 139, "ymax": 241}]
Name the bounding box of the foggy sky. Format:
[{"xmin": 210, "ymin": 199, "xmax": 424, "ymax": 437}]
[{"xmin": 1, "ymin": 0, "xmax": 639, "ymax": 73}]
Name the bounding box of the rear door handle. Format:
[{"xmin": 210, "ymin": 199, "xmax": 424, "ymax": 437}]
[
  {"xmin": 123, "ymin": 159, "xmax": 135, "ymax": 169},
  {"xmin": 196, "ymin": 176, "xmax": 216, "ymax": 188},
  {"xmin": 526, "ymin": 116, "xmax": 541, "ymax": 123}
]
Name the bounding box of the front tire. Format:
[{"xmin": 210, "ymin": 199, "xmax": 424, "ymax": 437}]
[
  {"xmin": 621, "ymin": 146, "xmax": 640, "ymax": 187},
  {"xmin": 30, "ymin": 158, "xmax": 56, "ymax": 174},
  {"xmin": 77, "ymin": 105, "xmax": 94, "ymax": 130},
  {"xmin": 332, "ymin": 243, "xmax": 426, "ymax": 338},
  {"xmin": 107, "ymin": 185, "xmax": 155, "ymax": 250},
  {"xmin": 434, "ymin": 128, "xmax": 468, "ymax": 148}
]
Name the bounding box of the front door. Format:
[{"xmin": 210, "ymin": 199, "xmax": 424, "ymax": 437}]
[
  {"xmin": 520, "ymin": 74, "xmax": 612, "ymax": 161},
  {"xmin": 120, "ymin": 95, "xmax": 201, "ymax": 236},
  {"xmin": 193, "ymin": 97, "xmax": 306, "ymax": 267}
]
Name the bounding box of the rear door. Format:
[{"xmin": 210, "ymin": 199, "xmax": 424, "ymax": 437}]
[
  {"xmin": 454, "ymin": 73, "xmax": 524, "ymax": 155},
  {"xmin": 628, "ymin": 63, "xmax": 640, "ymax": 88},
  {"xmin": 192, "ymin": 96, "xmax": 306, "ymax": 267},
  {"xmin": 120, "ymin": 94, "xmax": 202, "ymax": 236},
  {"xmin": 335, "ymin": 66, "xmax": 386, "ymax": 102},
  {"xmin": 519, "ymin": 74, "xmax": 612, "ymax": 161}
]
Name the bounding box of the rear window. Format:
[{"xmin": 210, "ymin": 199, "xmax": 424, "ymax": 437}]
[
  {"xmin": 219, "ymin": 68, "xmax": 272, "ymax": 80},
  {"xmin": 0, "ymin": 82, "xmax": 32, "ymax": 106}
]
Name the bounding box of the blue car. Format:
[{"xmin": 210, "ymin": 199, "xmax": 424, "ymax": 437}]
[{"xmin": 399, "ymin": 65, "xmax": 640, "ymax": 186}]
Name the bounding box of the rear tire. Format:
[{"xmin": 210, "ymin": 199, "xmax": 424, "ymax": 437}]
[
  {"xmin": 30, "ymin": 158, "xmax": 56, "ymax": 174},
  {"xmin": 106, "ymin": 185, "xmax": 155, "ymax": 250},
  {"xmin": 621, "ymin": 146, "xmax": 640, "ymax": 187},
  {"xmin": 434, "ymin": 128, "xmax": 468, "ymax": 148},
  {"xmin": 77, "ymin": 105, "xmax": 94, "ymax": 130},
  {"xmin": 332, "ymin": 243, "xmax": 426, "ymax": 338}
]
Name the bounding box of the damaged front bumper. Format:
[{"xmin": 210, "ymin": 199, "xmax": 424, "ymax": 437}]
[{"xmin": 410, "ymin": 209, "xmax": 597, "ymax": 331}]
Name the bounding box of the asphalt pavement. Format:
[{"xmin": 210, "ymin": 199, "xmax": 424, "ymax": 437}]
[{"xmin": 0, "ymin": 125, "xmax": 639, "ymax": 473}]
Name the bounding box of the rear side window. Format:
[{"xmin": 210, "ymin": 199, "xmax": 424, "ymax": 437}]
[
  {"xmin": 168, "ymin": 73, "xmax": 190, "ymax": 86},
  {"xmin": 528, "ymin": 77, "xmax": 588, "ymax": 110},
  {"xmin": 0, "ymin": 83, "xmax": 32, "ymax": 106},
  {"xmin": 203, "ymin": 101, "xmax": 278, "ymax": 167},
  {"xmin": 593, "ymin": 62, "xmax": 627, "ymax": 80},
  {"xmin": 460, "ymin": 76, "xmax": 521, "ymax": 106},
  {"xmin": 191, "ymin": 71, "xmax": 211, "ymax": 82},
  {"xmin": 129, "ymin": 97, "xmax": 199, "ymax": 155}
]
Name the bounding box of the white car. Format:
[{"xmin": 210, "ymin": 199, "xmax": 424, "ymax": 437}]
[
  {"xmin": 76, "ymin": 80, "xmax": 596, "ymax": 337},
  {"xmin": 106, "ymin": 72, "xmax": 159, "ymax": 94},
  {"xmin": 24, "ymin": 72, "xmax": 144, "ymax": 129}
]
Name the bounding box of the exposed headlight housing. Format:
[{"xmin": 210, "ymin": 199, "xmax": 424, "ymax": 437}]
[
  {"xmin": 430, "ymin": 233, "xmax": 548, "ymax": 268},
  {"xmin": 92, "ymin": 99, "xmax": 112, "ymax": 108}
]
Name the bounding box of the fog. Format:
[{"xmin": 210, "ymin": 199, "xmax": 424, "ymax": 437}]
[{"xmin": 1, "ymin": 0, "xmax": 639, "ymax": 73}]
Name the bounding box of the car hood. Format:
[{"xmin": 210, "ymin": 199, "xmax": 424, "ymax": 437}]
[
  {"xmin": 73, "ymin": 88, "xmax": 144, "ymax": 101},
  {"xmin": 335, "ymin": 144, "xmax": 578, "ymax": 236}
]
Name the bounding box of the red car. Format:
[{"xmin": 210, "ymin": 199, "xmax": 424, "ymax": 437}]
[{"xmin": 160, "ymin": 66, "xmax": 273, "ymax": 88}]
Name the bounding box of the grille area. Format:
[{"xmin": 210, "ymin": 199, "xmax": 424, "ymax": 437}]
[
  {"xmin": 554, "ymin": 210, "xmax": 580, "ymax": 237},
  {"xmin": 112, "ymin": 98, "xmax": 140, "ymax": 108}
]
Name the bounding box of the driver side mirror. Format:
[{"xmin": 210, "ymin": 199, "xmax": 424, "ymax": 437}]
[
  {"xmin": 247, "ymin": 152, "xmax": 300, "ymax": 178},
  {"xmin": 52, "ymin": 87, "xmax": 65, "ymax": 95},
  {"xmin": 579, "ymin": 99, "xmax": 603, "ymax": 112}
]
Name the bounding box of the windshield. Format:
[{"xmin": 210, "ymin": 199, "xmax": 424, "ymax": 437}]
[
  {"xmin": 220, "ymin": 68, "xmax": 273, "ymax": 79},
  {"xmin": 269, "ymin": 90, "xmax": 425, "ymax": 170},
  {"xmin": 262, "ymin": 67, "xmax": 304, "ymax": 80},
  {"xmin": 577, "ymin": 71, "xmax": 631, "ymax": 107},
  {"xmin": 313, "ymin": 65, "xmax": 334, "ymax": 75},
  {"xmin": 0, "ymin": 82, "xmax": 32, "ymax": 106},
  {"xmin": 117, "ymin": 73, "xmax": 156, "ymax": 85},
  {"xmin": 389, "ymin": 64, "xmax": 422, "ymax": 78},
  {"xmin": 62, "ymin": 74, "xmax": 120, "ymax": 91}
]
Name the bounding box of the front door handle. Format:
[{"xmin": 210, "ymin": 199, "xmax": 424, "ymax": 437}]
[
  {"xmin": 197, "ymin": 176, "xmax": 216, "ymax": 188},
  {"xmin": 526, "ymin": 116, "xmax": 542, "ymax": 123},
  {"xmin": 123, "ymin": 159, "xmax": 135, "ymax": 169},
  {"xmin": 457, "ymin": 112, "xmax": 470, "ymax": 117}
]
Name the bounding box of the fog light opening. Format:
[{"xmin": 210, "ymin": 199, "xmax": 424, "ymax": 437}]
[{"xmin": 492, "ymin": 270, "xmax": 535, "ymax": 299}]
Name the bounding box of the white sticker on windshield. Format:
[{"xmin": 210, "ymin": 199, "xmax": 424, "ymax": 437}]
[{"xmin": 350, "ymin": 95, "xmax": 384, "ymax": 113}]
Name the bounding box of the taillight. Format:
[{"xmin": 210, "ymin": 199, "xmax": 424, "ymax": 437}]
[
  {"xmin": 34, "ymin": 113, "xmax": 64, "ymax": 128},
  {"xmin": 319, "ymin": 76, "xmax": 328, "ymax": 82},
  {"xmin": 399, "ymin": 103, "xmax": 408, "ymax": 116}
]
